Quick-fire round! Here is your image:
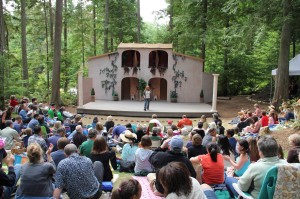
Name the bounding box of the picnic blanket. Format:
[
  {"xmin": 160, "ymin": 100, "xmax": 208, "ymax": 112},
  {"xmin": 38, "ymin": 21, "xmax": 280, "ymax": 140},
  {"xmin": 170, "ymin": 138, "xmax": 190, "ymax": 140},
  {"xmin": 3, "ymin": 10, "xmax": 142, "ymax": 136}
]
[
  {"xmin": 132, "ymin": 176, "xmax": 165, "ymax": 199},
  {"xmin": 228, "ymin": 116, "xmax": 239, "ymax": 125}
]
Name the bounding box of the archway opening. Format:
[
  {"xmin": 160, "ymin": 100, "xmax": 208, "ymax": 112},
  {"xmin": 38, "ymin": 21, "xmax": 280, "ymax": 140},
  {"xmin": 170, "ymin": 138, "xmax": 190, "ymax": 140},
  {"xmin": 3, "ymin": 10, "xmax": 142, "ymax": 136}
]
[
  {"xmin": 122, "ymin": 50, "xmax": 140, "ymax": 67},
  {"xmin": 121, "ymin": 77, "xmax": 139, "ymax": 100},
  {"xmin": 148, "ymin": 78, "xmax": 167, "ymax": 101}
]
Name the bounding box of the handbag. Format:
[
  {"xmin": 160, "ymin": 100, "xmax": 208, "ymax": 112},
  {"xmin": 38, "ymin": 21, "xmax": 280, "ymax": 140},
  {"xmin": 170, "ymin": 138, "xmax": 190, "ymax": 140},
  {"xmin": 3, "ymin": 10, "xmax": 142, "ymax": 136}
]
[{"xmin": 119, "ymin": 160, "xmax": 135, "ymax": 172}]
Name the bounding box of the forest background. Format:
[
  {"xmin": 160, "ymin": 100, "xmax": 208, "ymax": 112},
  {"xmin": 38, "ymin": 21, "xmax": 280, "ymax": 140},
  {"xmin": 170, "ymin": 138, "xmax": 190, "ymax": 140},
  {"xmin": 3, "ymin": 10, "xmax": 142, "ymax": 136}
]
[{"xmin": 0, "ymin": 0, "xmax": 300, "ymax": 109}]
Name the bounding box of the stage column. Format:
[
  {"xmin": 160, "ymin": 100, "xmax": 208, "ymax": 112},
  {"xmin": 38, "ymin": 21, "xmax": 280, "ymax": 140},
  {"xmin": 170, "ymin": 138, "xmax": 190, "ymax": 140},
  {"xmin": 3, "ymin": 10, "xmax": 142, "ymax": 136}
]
[
  {"xmin": 78, "ymin": 71, "xmax": 83, "ymax": 107},
  {"xmin": 210, "ymin": 74, "xmax": 219, "ymax": 112}
]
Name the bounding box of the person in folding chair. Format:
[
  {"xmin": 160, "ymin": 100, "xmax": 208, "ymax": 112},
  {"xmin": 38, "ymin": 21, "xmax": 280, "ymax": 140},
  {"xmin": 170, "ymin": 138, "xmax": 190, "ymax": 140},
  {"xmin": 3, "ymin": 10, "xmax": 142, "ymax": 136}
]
[{"xmin": 225, "ymin": 135, "xmax": 287, "ymax": 198}]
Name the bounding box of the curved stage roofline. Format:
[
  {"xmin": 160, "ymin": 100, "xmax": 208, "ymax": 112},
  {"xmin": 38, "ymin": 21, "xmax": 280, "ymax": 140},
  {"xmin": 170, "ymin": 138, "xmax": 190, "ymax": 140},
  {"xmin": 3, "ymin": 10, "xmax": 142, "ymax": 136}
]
[{"xmin": 77, "ymin": 100, "xmax": 217, "ymax": 118}]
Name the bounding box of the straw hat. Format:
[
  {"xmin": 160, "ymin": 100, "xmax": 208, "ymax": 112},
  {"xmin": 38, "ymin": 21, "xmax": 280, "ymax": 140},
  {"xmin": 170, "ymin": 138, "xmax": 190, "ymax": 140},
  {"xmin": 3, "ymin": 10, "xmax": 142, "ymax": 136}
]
[{"xmin": 120, "ymin": 130, "xmax": 137, "ymax": 143}]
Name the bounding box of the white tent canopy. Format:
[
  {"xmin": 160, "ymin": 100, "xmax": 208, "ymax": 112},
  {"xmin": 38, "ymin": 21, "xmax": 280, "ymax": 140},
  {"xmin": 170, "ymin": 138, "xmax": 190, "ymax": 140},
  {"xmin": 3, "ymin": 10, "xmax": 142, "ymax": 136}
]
[{"xmin": 272, "ymin": 54, "xmax": 300, "ymax": 76}]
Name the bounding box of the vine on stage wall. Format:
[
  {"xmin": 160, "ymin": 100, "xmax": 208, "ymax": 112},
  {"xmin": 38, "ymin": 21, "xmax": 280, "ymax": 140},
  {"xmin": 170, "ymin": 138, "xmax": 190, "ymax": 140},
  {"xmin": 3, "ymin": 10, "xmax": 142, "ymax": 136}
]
[
  {"xmin": 172, "ymin": 54, "xmax": 187, "ymax": 92},
  {"xmin": 100, "ymin": 52, "xmax": 119, "ymax": 95}
]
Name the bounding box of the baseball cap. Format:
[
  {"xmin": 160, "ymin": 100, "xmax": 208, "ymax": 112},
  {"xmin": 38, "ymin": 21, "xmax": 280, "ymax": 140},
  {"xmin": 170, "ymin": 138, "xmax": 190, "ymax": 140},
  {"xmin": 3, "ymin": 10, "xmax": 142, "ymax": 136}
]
[{"xmin": 169, "ymin": 136, "xmax": 183, "ymax": 153}]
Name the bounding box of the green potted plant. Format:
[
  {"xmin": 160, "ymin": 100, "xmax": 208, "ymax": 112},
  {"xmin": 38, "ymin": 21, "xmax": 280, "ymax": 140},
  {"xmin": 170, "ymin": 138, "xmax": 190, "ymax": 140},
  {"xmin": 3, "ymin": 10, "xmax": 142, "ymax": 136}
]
[
  {"xmin": 112, "ymin": 91, "xmax": 119, "ymax": 101},
  {"xmin": 170, "ymin": 90, "xmax": 178, "ymax": 103},
  {"xmin": 200, "ymin": 89, "xmax": 204, "ymax": 103},
  {"xmin": 91, "ymin": 88, "xmax": 95, "ymax": 102},
  {"xmin": 138, "ymin": 78, "xmax": 147, "ymax": 101}
]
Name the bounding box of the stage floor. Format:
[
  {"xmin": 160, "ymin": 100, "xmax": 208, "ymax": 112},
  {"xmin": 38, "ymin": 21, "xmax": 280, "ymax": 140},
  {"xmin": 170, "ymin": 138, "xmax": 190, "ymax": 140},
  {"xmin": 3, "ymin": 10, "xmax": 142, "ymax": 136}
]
[{"xmin": 77, "ymin": 100, "xmax": 217, "ymax": 118}]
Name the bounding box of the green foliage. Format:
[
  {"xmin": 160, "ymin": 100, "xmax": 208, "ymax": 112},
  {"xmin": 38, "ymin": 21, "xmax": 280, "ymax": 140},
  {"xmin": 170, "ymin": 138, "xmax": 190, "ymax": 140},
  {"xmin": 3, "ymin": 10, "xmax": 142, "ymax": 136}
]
[
  {"xmin": 170, "ymin": 90, "xmax": 178, "ymax": 98},
  {"xmin": 138, "ymin": 78, "xmax": 147, "ymax": 91}
]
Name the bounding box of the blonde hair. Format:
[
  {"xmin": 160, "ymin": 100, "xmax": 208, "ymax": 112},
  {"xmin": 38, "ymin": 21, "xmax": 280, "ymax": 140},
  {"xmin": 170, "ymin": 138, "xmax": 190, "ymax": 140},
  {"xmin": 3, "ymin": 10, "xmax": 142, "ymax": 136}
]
[
  {"xmin": 288, "ymin": 134, "xmax": 300, "ymax": 147},
  {"xmin": 54, "ymin": 121, "xmax": 62, "ymax": 129},
  {"xmin": 27, "ymin": 143, "xmax": 43, "ymax": 164},
  {"xmin": 107, "ymin": 115, "xmax": 113, "ymax": 121}
]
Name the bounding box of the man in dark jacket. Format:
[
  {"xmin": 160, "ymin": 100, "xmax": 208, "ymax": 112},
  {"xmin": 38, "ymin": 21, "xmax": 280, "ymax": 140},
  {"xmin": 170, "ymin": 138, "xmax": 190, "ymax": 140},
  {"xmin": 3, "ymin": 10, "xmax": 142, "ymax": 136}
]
[
  {"xmin": 149, "ymin": 136, "xmax": 196, "ymax": 194},
  {"xmin": 0, "ymin": 155, "xmax": 16, "ymax": 199}
]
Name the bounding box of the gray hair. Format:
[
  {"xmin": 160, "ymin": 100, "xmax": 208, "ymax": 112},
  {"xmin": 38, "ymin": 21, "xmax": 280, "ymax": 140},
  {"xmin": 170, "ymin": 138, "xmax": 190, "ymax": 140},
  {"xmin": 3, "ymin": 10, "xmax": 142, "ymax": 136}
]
[
  {"xmin": 257, "ymin": 135, "xmax": 278, "ymax": 158},
  {"xmin": 152, "ymin": 127, "xmax": 158, "ymax": 135},
  {"xmin": 64, "ymin": 144, "xmax": 78, "ymax": 156}
]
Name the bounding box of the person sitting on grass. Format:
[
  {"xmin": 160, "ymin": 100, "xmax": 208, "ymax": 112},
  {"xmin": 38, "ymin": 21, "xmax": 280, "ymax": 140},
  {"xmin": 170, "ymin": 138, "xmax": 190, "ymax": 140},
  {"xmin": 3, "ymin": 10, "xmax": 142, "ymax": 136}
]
[
  {"xmin": 287, "ymin": 133, "xmax": 300, "ymax": 163},
  {"xmin": 80, "ymin": 129, "xmax": 97, "ymax": 158},
  {"xmin": 111, "ymin": 179, "xmax": 142, "ymax": 199},
  {"xmin": 134, "ymin": 135, "xmax": 153, "ymax": 176},
  {"xmin": 120, "ymin": 130, "xmax": 138, "ymax": 162},
  {"xmin": 187, "ymin": 134, "xmax": 207, "ymax": 159},
  {"xmin": 22, "ymin": 128, "xmax": 32, "ymax": 148}
]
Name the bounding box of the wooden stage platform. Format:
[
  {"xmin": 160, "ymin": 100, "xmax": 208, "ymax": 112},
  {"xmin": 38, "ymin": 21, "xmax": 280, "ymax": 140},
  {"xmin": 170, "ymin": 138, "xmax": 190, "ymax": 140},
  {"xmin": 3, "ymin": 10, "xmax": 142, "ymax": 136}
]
[{"xmin": 77, "ymin": 100, "xmax": 217, "ymax": 118}]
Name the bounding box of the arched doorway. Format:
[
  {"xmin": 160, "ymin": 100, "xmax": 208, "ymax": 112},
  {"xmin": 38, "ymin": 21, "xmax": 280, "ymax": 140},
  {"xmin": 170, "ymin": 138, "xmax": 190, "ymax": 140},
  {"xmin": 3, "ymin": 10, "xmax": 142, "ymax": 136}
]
[
  {"xmin": 121, "ymin": 77, "xmax": 139, "ymax": 100},
  {"xmin": 148, "ymin": 78, "xmax": 167, "ymax": 101}
]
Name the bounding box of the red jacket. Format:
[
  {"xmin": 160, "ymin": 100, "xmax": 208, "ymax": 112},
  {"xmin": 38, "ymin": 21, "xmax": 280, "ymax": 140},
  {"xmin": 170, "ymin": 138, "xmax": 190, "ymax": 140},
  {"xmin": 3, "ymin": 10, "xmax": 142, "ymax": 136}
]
[
  {"xmin": 261, "ymin": 116, "xmax": 269, "ymax": 127},
  {"xmin": 177, "ymin": 118, "xmax": 193, "ymax": 129}
]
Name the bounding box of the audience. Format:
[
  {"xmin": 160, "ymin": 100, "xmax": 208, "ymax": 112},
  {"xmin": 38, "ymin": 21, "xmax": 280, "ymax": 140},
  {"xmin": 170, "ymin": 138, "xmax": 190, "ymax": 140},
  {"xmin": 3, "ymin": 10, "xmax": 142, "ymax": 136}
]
[
  {"xmin": 157, "ymin": 162, "xmax": 207, "ymax": 199},
  {"xmin": 260, "ymin": 111, "xmax": 269, "ymax": 127},
  {"xmin": 287, "ymin": 133, "xmax": 300, "ymax": 163},
  {"xmin": 111, "ymin": 179, "xmax": 142, "ymax": 199},
  {"xmin": 202, "ymin": 128, "xmax": 217, "ymax": 147},
  {"xmin": 190, "ymin": 142, "xmax": 224, "ymax": 185},
  {"xmin": 120, "ymin": 130, "xmax": 138, "ymax": 162},
  {"xmin": 199, "ymin": 115, "xmax": 209, "ymax": 130},
  {"xmin": 0, "ymin": 120, "xmax": 22, "ymax": 150},
  {"xmin": 134, "ymin": 135, "xmax": 154, "ymax": 175},
  {"xmin": 28, "ymin": 126, "xmax": 48, "ymax": 153},
  {"xmin": 1, "ymin": 106, "xmax": 14, "ymax": 130},
  {"xmin": 104, "ymin": 115, "xmax": 115, "ymax": 132},
  {"xmin": 71, "ymin": 125, "xmax": 87, "ymax": 148},
  {"xmin": 0, "ymin": 153, "xmax": 16, "ymax": 199},
  {"xmin": 218, "ymin": 135, "xmax": 235, "ymax": 169},
  {"xmin": 225, "ymin": 135, "xmax": 287, "ymax": 198},
  {"xmin": 80, "ymin": 129, "xmax": 97, "ymax": 158},
  {"xmin": 50, "ymin": 137, "xmax": 69, "ymax": 167},
  {"xmin": 187, "ymin": 134, "xmax": 207, "ymax": 158},
  {"xmin": 91, "ymin": 136, "xmax": 117, "ymax": 181},
  {"xmin": 47, "ymin": 127, "xmax": 66, "ymax": 152},
  {"xmin": 247, "ymin": 137, "xmax": 260, "ymax": 162},
  {"xmin": 177, "ymin": 115, "xmax": 193, "ymax": 129}
]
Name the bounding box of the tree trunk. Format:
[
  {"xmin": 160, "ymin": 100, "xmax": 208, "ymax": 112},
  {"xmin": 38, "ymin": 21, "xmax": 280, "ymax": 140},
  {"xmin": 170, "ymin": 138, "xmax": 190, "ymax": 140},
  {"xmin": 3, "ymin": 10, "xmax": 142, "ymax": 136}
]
[
  {"xmin": 43, "ymin": 0, "xmax": 50, "ymax": 96},
  {"xmin": 49, "ymin": 0, "xmax": 54, "ymax": 48},
  {"xmin": 273, "ymin": 0, "xmax": 292, "ymax": 106},
  {"xmin": 51, "ymin": 0, "xmax": 63, "ymax": 106},
  {"xmin": 63, "ymin": 0, "xmax": 69, "ymax": 92},
  {"xmin": 103, "ymin": 0, "xmax": 109, "ymax": 53},
  {"xmin": 137, "ymin": 0, "xmax": 140, "ymax": 42},
  {"xmin": 21, "ymin": 0, "xmax": 28, "ymax": 91},
  {"xmin": 0, "ymin": 0, "xmax": 6, "ymax": 110},
  {"xmin": 201, "ymin": 0, "xmax": 207, "ymax": 70},
  {"xmin": 93, "ymin": 1, "xmax": 96, "ymax": 55}
]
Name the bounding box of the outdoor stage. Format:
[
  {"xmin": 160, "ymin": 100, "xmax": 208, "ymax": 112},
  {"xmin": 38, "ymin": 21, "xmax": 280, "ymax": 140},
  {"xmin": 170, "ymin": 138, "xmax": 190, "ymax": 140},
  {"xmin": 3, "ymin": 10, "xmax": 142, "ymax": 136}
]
[{"xmin": 77, "ymin": 100, "xmax": 217, "ymax": 118}]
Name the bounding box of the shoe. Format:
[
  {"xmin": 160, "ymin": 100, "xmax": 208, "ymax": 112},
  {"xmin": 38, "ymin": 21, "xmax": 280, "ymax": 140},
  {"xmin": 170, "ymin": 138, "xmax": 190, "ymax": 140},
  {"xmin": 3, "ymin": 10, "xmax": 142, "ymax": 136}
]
[{"xmin": 144, "ymin": 109, "xmax": 146, "ymax": 111}]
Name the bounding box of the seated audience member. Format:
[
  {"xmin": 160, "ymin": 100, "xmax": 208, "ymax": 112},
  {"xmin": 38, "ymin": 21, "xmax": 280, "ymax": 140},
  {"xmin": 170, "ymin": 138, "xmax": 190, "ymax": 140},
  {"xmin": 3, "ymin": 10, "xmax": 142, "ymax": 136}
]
[
  {"xmin": 251, "ymin": 116, "xmax": 260, "ymax": 134},
  {"xmin": 218, "ymin": 135, "xmax": 235, "ymax": 169},
  {"xmin": 91, "ymin": 117, "xmax": 98, "ymax": 129},
  {"xmin": 216, "ymin": 121, "xmax": 225, "ymax": 135},
  {"xmin": 241, "ymin": 118, "xmax": 255, "ymax": 133},
  {"xmin": 199, "ymin": 115, "xmax": 209, "ymax": 130},
  {"xmin": 202, "ymin": 128, "xmax": 217, "ymax": 148},
  {"xmin": 186, "ymin": 131, "xmax": 198, "ymax": 148},
  {"xmin": 13, "ymin": 116, "xmax": 24, "ymax": 134},
  {"xmin": 38, "ymin": 116, "xmax": 50, "ymax": 135},
  {"xmin": 80, "ymin": 129, "xmax": 97, "ymax": 158},
  {"xmin": 52, "ymin": 121, "xmax": 62, "ymax": 135},
  {"xmin": 247, "ymin": 137, "xmax": 260, "ymax": 162},
  {"xmin": 164, "ymin": 120, "xmax": 173, "ymax": 132},
  {"xmin": 91, "ymin": 136, "xmax": 117, "ymax": 181},
  {"xmin": 28, "ymin": 126, "xmax": 48, "ymax": 153},
  {"xmin": 47, "ymin": 127, "xmax": 66, "ymax": 152},
  {"xmin": 71, "ymin": 125, "xmax": 87, "ymax": 148},
  {"xmin": 134, "ymin": 135, "xmax": 154, "ymax": 175},
  {"xmin": 194, "ymin": 128, "xmax": 205, "ymax": 139},
  {"xmin": 15, "ymin": 143, "xmax": 55, "ymax": 198},
  {"xmin": 212, "ymin": 113, "xmax": 222, "ymax": 125},
  {"xmin": 157, "ymin": 162, "xmax": 209, "ymax": 199},
  {"xmin": 104, "ymin": 115, "xmax": 114, "ymax": 132},
  {"xmin": 0, "ymin": 153, "xmax": 17, "ymax": 199},
  {"xmin": 111, "ymin": 125, "xmax": 126, "ymax": 140},
  {"xmin": 56, "ymin": 107, "xmax": 64, "ymax": 123},
  {"xmin": 225, "ymin": 135, "xmax": 287, "ymax": 198},
  {"xmin": 190, "ymin": 142, "xmax": 224, "ymax": 185},
  {"xmin": 1, "ymin": 106, "xmax": 14, "ymax": 130},
  {"xmin": 253, "ymin": 104, "xmax": 262, "ymax": 117},
  {"xmin": 22, "ymin": 128, "xmax": 32, "ymax": 148},
  {"xmin": 171, "ymin": 124, "xmax": 180, "ymax": 136},
  {"xmin": 0, "ymin": 120, "xmax": 22, "ymax": 150},
  {"xmin": 135, "ymin": 124, "xmax": 145, "ymax": 142},
  {"xmin": 149, "ymin": 127, "xmax": 162, "ymax": 148},
  {"xmin": 268, "ymin": 112, "xmax": 276, "ymax": 125},
  {"xmin": 149, "ymin": 114, "xmax": 163, "ymax": 129},
  {"xmin": 111, "ymin": 179, "xmax": 142, "ymax": 199},
  {"xmin": 161, "ymin": 128, "xmax": 173, "ymax": 145},
  {"xmin": 149, "ymin": 136, "xmax": 196, "ymax": 195},
  {"xmin": 188, "ymin": 134, "xmax": 207, "ymax": 159},
  {"xmin": 9, "ymin": 95, "xmax": 19, "ymax": 108},
  {"xmin": 237, "ymin": 117, "xmax": 250, "ymax": 133},
  {"xmin": 260, "ymin": 111, "xmax": 269, "ymax": 127},
  {"xmin": 177, "ymin": 115, "xmax": 193, "ymax": 129},
  {"xmin": 287, "ymin": 133, "xmax": 300, "ymax": 163},
  {"xmin": 224, "ymin": 139, "xmax": 250, "ymax": 177},
  {"xmin": 53, "ymin": 144, "xmax": 103, "ymax": 199},
  {"xmin": 226, "ymin": 129, "xmax": 237, "ymax": 154},
  {"xmin": 278, "ymin": 144, "xmax": 284, "ymax": 159},
  {"xmin": 279, "ymin": 102, "xmax": 295, "ymax": 122},
  {"xmin": 27, "ymin": 114, "xmax": 39, "ymax": 131},
  {"xmin": 95, "ymin": 122, "xmax": 104, "ymax": 135},
  {"xmin": 47, "ymin": 103, "xmax": 56, "ymax": 119},
  {"xmin": 125, "ymin": 123, "xmax": 134, "ymax": 133},
  {"xmin": 51, "ymin": 137, "xmax": 69, "ymax": 167},
  {"xmin": 120, "ymin": 130, "xmax": 138, "ymax": 162}
]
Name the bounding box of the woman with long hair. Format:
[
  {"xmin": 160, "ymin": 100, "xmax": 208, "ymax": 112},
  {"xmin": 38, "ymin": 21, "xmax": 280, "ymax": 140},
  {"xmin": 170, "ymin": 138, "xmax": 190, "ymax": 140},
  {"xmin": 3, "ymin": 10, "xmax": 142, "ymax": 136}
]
[
  {"xmin": 247, "ymin": 137, "xmax": 260, "ymax": 162},
  {"xmin": 157, "ymin": 162, "xmax": 207, "ymax": 199},
  {"xmin": 91, "ymin": 136, "xmax": 117, "ymax": 181},
  {"xmin": 15, "ymin": 143, "xmax": 55, "ymax": 198},
  {"xmin": 143, "ymin": 85, "xmax": 151, "ymax": 111},
  {"xmin": 224, "ymin": 139, "xmax": 251, "ymax": 177},
  {"xmin": 111, "ymin": 179, "xmax": 142, "ymax": 199},
  {"xmin": 134, "ymin": 135, "xmax": 153, "ymax": 175},
  {"xmin": 0, "ymin": 106, "xmax": 14, "ymax": 130},
  {"xmin": 190, "ymin": 142, "xmax": 224, "ymax": 185},
  {"xmin": 217, "ymin": 135, "xmax": 235, "ymax": 169}
]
